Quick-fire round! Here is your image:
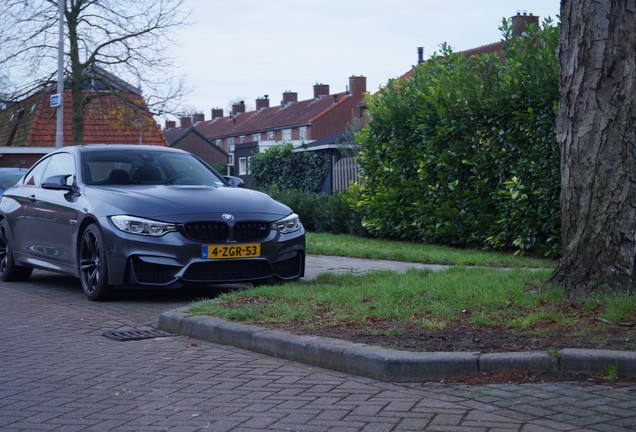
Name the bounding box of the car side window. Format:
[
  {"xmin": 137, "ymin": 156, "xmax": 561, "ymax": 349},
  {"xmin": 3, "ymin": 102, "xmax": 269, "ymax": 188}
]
[
  {"xmin": 42, "ymin": 153, "xmax": 75, "ymax": 186},
  {"xmin": 23, "ymin": 158, "xmax": 51, "ymax": 187}
]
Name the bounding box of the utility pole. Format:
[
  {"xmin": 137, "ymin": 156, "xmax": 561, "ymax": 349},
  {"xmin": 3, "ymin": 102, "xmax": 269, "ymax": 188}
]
[{"xmin": 55, "ymin": 0, "xmax": 64, "ymax": 148}]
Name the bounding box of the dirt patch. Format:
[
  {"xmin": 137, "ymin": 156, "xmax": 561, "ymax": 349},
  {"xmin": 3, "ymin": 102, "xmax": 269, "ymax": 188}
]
[
  {"xmin": 256, "ymin": 321, "xmax": 636, "ymax": 384},
  {"xmin": 443, "ymin": 370, "xmax": 635, "ymax": 385},
  {"xmin": 264, "ymin": 321, "xmax": 635, "ymax": 353}
]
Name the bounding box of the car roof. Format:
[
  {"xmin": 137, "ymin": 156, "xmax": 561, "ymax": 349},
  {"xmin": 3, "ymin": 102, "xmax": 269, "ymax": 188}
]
[{"xmin": 71, "ymin": 144, "xmax": 185, "ymax": 153}]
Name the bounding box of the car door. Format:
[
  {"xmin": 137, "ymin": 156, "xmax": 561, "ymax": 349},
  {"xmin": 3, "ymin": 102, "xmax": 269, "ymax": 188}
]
[{"xmin": 12, "ymin": 152, "xmax": 79, "ymax": 272}]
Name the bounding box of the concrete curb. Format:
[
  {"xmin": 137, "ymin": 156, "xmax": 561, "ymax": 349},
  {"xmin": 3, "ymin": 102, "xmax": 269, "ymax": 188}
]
[{"xmin": 159, "ymin": 307, "xmax": 636, "ymax": 382}]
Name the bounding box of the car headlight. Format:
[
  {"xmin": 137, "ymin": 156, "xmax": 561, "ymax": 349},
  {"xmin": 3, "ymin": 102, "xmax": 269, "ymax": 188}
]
[
  {"xmin": 110, "ymin": 215, "xmax": 176, "ymax": 236},
  {"xmin": 271, "ymin": 213, "xmax": 302, "ymax": 234}
]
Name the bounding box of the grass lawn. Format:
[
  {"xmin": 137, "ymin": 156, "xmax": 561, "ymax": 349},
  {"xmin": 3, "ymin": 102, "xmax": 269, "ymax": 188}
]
[
  {"xmin": 188, "ymin": 232, "xmax": 636, "ymax": 350},
  {"xmin": 305, "ymin": 232, "xmax": 556, "ymax": 268}
]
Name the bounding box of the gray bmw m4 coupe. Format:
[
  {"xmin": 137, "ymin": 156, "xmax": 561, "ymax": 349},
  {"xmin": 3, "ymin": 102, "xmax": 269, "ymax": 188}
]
[{"xmin": 0, "ymin": 145, "xmax": 305, "ymax": 300}]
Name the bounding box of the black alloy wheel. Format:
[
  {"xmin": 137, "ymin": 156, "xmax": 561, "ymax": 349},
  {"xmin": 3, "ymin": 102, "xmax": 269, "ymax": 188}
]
[
  {"xmin": 0, "ymin": 219, "xmax": 32, "ymax": 282},
  {"xmin": 79, "ymin": 224, "xmax": 112, "ymax": 301}
]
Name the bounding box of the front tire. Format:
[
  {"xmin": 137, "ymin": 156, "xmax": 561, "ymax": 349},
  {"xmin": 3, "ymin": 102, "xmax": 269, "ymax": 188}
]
[
  {"xmin": 79, "ymin": 224, "xmax": 112, "ymax": 301},
  {"xmin": 0, "ymin": 219, "xmax": 33, "ymax": 282}
]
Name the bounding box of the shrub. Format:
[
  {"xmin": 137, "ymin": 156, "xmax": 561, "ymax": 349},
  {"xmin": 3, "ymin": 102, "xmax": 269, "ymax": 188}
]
[
  {"xmin": 349, "ymin": 17, "xmax": 561, "ymax": 257},
  {"xmin": 267, "ymin": 187, "xmax": 367, "ymax": 236},
  {"xmin": 250, "ymin": 143, "xmax": 329, "ymax": 193}
]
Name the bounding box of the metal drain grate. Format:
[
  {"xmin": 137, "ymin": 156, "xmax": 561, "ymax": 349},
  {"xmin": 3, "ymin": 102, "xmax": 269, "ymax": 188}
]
[{"xmin": 102, "ymin": 329, "xmax": 175, "ymax": 341}]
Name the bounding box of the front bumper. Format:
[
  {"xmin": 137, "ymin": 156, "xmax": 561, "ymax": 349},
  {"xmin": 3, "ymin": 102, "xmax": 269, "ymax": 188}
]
[{"xmin": 100, "ymin": 219, "xmax": 305, "ymax": 287}]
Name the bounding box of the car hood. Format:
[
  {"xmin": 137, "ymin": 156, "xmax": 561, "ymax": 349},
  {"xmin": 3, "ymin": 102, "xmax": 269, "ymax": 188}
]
[{"xmin": 83, "ymin": 185, "xmax": 293, "ymax": 222}]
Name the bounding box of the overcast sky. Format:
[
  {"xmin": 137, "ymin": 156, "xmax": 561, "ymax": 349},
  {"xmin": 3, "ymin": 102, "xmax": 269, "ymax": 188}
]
[{"xmin": 168, "ymin": 0, "xmax": 560, "ymax": 119}]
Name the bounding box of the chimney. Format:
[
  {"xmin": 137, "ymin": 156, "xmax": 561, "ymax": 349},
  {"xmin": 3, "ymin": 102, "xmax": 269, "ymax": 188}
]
[
  {"xmin": 511, "ymin": 11, "xmax": 539, "ymax": 37},
  {"xmin": 232, "ymin": 101, "xmax": 246, "ymax": 115},
  {"xmin": 313, "ymin": 83, "xmax": 330, "ymax": 99},
  {"xmin": 192, "ymin": 113, "xmax": 204, "ymax": 124},
  {"xmin": 256, "ymin": 95, "xmax": 270, "ymax": 110},
  {"xmin": 180, "ymin": 116, "xmax": 192, "ymax": 129},
  {"xmin": 282, "ymin": 91, "xmax": 297, "ymax": 105},
  {"xmin": 211, "ymin": 108, "xmax": 223, "ymax": 119},
  {"xmin": 349, "ymin": 75, "xmax": 367, "ymax": 97},
  {"xmin": 417, "ymin": 47, "xmax": 424, "ymax": 64},
  {"xmin": 165, "ymin": 120, "xmax": 176, "ymax": 130}
]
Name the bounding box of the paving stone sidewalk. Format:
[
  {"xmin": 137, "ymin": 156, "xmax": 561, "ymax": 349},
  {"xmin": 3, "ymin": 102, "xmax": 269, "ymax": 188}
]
[
  {"xmin": 303, "ymin": 254, "xmax": 450, "ymax": 279},
  {"xmin": 1, "ymin": 281, "xmax": 636, "ymax": 431}
]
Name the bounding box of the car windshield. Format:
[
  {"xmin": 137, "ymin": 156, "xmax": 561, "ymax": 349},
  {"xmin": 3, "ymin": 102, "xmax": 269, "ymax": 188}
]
[{"xmin": 83, "ymin": 150, "xmax": 227, "ymax": 187}]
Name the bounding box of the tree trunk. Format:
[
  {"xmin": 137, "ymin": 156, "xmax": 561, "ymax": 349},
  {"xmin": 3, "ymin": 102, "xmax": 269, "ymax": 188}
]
[
  {"xmin": 551, "ymin": 0, "xmax": 636, "ymax": 295},
  {"xmin": 66, "ymin": 2, "xmax": 85, "ymax": 145}
]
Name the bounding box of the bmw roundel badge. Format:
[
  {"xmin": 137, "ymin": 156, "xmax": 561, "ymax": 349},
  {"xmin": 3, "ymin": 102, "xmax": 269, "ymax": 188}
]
[{"xmin": 222, "ymin": 213, "xmax": 234, "ymax": 221}]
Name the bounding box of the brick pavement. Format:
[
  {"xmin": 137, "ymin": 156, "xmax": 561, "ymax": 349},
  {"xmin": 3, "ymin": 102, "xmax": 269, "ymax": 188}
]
[{"xmin": 1, "ymin": 281, "xmax": 636, "ymax": 431}]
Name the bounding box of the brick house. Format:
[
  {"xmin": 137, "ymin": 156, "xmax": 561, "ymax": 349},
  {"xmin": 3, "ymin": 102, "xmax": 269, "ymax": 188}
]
[
  {"xmin": 400, "ymin": 12, "xmax": 540, "ymax": 82},
  {"xmin": 167, "ymin": 75, "xmax": 368, "ymax": 182},
  {"xmin": 0, "ymin": 67, "xmax": 167, "ymax": 168},
  {"xmin": 163, "ymin": 117, "xmax": 228, "ymax": 169}
]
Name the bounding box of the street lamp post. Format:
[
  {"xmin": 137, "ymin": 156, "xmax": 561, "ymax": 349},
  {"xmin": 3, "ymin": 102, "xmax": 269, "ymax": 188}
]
[{"xmin": 55, "ymin": 0, "xmax": 64, "ymax": 148}]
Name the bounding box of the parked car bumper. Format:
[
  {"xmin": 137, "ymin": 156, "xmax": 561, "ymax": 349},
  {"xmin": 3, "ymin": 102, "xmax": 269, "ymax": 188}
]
[{"xmin": 97, "ymin": 217, "xmax": 306, "ymax": 287}]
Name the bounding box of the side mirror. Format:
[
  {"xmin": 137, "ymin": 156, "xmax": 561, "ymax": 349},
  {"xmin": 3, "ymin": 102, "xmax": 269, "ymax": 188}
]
[
  {"xmin": 42, "ymin": 174, "xmax": 74, "ymax": 191},
  {"xmin": 224, "ymin": 176, "xmax": 245, "ymax": 188}
]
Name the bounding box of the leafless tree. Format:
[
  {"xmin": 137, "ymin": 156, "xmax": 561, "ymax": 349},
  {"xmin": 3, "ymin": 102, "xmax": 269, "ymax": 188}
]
[
  {"xmin": 551, "ymin": 0, "xmax": 636, "ymax": 296},
  {"xmin": 0, "ymin": 0, "xmax": 190, "ymax": 144}
]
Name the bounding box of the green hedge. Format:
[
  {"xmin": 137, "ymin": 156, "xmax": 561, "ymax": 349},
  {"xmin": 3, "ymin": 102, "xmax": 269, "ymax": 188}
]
[
  {"xmin": 267, "ymin": 187, "xmax": 367, "ymax": 236},
  {"xmin": 349, "ymin": 18, "xmax": 561, "ymax": 257},
  {"xmin": 250, "ymin": 143, "xmax": 329, "ymax": 193}
]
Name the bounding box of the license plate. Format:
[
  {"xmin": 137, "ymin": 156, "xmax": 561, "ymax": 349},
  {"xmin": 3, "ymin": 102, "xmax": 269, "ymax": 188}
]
[{"xmin": 201, "ymin": 243, "xmax": 261, "ymax": 259}]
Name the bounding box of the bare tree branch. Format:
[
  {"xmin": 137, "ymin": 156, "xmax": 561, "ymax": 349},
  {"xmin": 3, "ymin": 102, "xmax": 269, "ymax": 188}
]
[{"xmin": 1, "ymin": 0, "xmax": 191, "ymax": 141}]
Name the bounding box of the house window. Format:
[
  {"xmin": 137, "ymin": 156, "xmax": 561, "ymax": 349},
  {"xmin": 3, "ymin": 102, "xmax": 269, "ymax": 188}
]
[
  {"xmin": 299, "ymin": 127, "xmax": 307, "ymax": 140},
  {"xmin": 228, "ymin": 154, "xmax": 234, "ymax": 165},
  {"xmin": 267, "ymin": 131, "xmax": 275, "ymax": 140},
  {"xmin": 282, "ymin": 129, "xmax": 291, "ymax": 141},
  {"xmin": 226, "ymin": 137, "xmax": 233, "ymax": 147},
  {"xmin": 240, "ymin": 135, "xmax": 245, "ymax": 143},
  {"xmin": 239, "ymin": 157, "xmax": 248, "ymax": 175},
  {"xmin": 252, "ymin": 134, "xmax": 259, "ymax": 142},
  {"xmin": 216, "ymin": 139, "xmax": 222, "ymax": 147}
]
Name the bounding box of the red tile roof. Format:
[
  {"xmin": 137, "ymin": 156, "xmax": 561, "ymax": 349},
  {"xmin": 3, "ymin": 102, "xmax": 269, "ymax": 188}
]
[
  {"xmin": 399, "ymin": 42, "xmax": 504, "ymax": 80},
  {"xmin": 0, "ymin": 90, "xmax": 167, "ymax": 147},
  {"xmin": 461, "ymin": 41, "xmax": 503, "ymax": 57},
  {"xmin": 194, "ymin": 91, "xmax": 361, "ymax": 140}
]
